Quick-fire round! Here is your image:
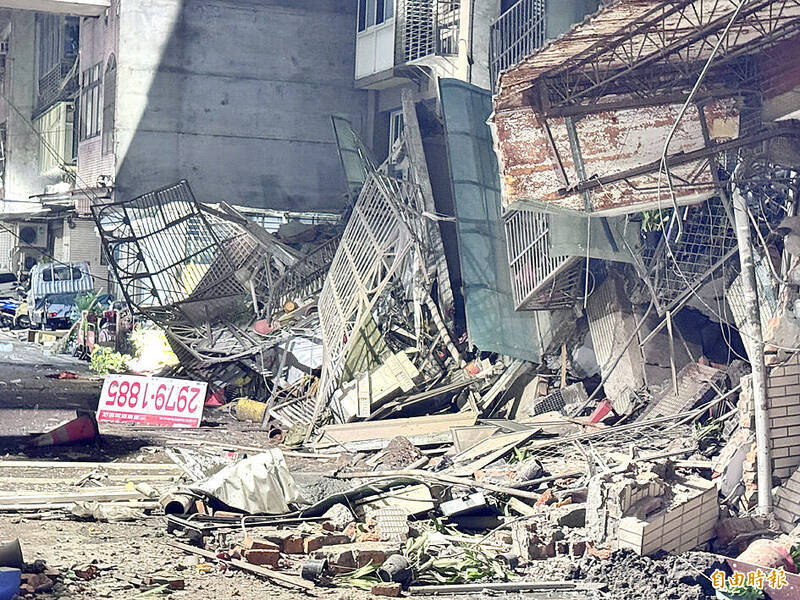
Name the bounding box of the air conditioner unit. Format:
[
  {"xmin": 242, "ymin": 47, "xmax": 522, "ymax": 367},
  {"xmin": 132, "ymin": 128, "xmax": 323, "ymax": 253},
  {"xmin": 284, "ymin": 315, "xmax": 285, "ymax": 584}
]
[{"xmin": 17, "ymin": 223, "xmax": 48, "ymax": 248}]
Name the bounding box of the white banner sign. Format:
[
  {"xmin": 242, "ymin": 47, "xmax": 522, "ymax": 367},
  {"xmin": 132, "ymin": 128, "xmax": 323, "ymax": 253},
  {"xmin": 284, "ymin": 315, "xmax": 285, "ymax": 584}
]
[{"xmin": 97, "ymin": 374, "xmax": 207, "ymax": 428}]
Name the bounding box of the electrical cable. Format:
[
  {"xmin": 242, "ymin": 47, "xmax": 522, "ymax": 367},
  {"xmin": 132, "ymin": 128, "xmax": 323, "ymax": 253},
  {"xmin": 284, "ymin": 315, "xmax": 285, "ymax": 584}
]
[
  {"xmin": 0, "ymin": 86, "xmax": 122, "ymax": 285},
  {"xmin": 656, "ymin": 0, "xmax": 747, "ymax": 235}
]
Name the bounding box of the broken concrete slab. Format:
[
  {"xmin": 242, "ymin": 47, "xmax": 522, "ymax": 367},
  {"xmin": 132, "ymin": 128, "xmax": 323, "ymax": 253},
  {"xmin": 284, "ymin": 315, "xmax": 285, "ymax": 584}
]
[{"xmin": 311, "ymin": 542, "xmax": 394, "ymax": 574}]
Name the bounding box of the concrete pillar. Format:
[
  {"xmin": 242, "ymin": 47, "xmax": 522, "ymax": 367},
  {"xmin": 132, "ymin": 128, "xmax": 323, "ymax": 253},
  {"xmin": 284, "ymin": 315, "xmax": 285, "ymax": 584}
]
[{"xmin": 4, "ymin": 11, "xmax": 43, "ymax": 208}]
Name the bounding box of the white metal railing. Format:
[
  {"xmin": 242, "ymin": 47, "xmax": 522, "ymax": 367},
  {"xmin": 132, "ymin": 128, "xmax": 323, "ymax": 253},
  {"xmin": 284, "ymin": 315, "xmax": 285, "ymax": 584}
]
[
  {"xmin": 398, "ymin": 0, "xmax": 460, "ymax": 64},
  {"xmin": 504, "ymin": 209, "xmax": 581, "ymax": 310},
  {"xmin": 490, "ymin": 0, "xmax": 546, "ymax": 92}
]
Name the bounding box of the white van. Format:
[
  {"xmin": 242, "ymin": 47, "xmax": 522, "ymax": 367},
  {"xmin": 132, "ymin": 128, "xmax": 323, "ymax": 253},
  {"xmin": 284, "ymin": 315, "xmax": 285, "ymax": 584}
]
[{"xmin": 27, "ymin": 262, "xmax": 94, "ymax": 329}]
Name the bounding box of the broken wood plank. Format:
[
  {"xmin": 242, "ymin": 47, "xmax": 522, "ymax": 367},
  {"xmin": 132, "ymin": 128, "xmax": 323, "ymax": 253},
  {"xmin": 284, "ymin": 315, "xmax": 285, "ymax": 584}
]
[
  {"xmin": 318, "ymin": 411, "xmax": 478, "ymax": 445},
  {"xmin": 478, "ymin": 360, "xmax": 529, "ymax": 411},
  {"xmin": 450, "ymin": 425, "xmax": 499, "ymax": 453},
  {"xmin": 166, "ymin": 540, "xmax": 314, "ymax": 591},
  {"xmin": 0, "ymin": 488, "xmax": 146, "ymax": 505},
  {"xmin": 449, "ymin": 430, "xmax": 538, "ymax": 477},
  {"xmin": 0, "ymin": 460, "xmax": 181, "ymax": 471},
  {"xmin": 507, "ymin": 497, "xmax": 537, "ymax": 516}
]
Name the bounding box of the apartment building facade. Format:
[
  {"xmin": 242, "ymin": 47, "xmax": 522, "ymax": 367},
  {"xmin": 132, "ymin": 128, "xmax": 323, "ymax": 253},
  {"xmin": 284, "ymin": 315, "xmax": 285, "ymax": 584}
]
[{"xmin": 0, "ymin": 0, "xmax": 370, "ymax": 282}]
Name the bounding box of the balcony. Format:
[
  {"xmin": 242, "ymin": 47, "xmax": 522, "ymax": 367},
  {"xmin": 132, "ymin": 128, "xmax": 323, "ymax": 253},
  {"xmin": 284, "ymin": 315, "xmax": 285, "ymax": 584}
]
[
  {"xmin": 489, "ymin": 0, "xmax": 546, "ymax": 92},
  {"xmin": 356, "ymin": 0, "xmax": 460, "ymax": 87}
]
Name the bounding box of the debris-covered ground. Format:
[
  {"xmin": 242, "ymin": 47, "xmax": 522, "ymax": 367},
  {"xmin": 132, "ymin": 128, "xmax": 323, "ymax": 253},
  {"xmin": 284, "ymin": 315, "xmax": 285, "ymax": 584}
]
[{"xmin": 7, "ymin": 4, "xmax": 800, "ymax": 600}]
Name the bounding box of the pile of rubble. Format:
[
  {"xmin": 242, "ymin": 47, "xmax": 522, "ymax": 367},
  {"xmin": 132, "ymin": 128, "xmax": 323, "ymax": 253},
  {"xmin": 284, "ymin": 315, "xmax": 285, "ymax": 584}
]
[{"xmin": 62, "ymin": 84, "xmax": 800, "ymax": 598}]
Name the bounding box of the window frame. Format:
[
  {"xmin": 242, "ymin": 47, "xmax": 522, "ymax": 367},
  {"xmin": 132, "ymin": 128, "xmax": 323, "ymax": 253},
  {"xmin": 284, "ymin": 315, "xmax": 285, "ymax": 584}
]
[
  {"xmin": 79, "ymin": 63, "xmax": 102, "ymax": 141},
  {"xmin": 101, "ymin": 55, "xmax": 116, "ymax": 155},
  {"xmin": 389, "ymin": 108, "xmax": 404, "ymax": 152},
  {"xmin": 358, "ymin": 0, "xmax": 394, "ymax": 32}
]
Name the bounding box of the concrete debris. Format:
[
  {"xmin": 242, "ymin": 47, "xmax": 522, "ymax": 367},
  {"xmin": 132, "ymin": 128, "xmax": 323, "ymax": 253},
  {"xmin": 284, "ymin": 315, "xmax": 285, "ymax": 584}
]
[{"xmin": 12, "ymin": 6, "xmax": 800, "ymax": 599}]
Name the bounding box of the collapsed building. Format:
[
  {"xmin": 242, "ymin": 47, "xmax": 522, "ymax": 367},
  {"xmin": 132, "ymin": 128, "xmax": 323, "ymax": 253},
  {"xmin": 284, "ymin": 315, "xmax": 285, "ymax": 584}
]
[{"xmin": 77, "ymin": 1, "xmax": 800, "ymax": 593}]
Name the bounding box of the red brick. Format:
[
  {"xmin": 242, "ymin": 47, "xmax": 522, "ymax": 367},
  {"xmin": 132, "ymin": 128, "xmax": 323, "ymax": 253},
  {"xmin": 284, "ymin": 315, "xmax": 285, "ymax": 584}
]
[
  {"xmin": 242, "ymin": 536, "xmax": 279, "ymax": 551},
  {"xmin": 304, "ymin": 534, "xmax": 351, "ymax": 553},
  {"xmin": 371, "ymin": 582, "xmax": 402, "ymax": 597},
  {"xmin": 243, "ymin": 549, "xmax": 280, "ymax": 568}
]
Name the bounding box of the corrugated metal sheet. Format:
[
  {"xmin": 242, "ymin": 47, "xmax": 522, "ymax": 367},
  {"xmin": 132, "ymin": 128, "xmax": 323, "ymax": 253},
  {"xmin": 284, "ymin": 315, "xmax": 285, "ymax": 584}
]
[{"xmin": 439, "ymin": 78, "xmax": 546, "ymax": 361}]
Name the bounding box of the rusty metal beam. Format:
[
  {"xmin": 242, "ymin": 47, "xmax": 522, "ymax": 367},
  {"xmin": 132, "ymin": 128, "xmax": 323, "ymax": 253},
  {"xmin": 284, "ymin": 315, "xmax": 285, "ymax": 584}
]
[{"xmin": 568, "ymin": 121, "xmax": 800, "ymax": 194}]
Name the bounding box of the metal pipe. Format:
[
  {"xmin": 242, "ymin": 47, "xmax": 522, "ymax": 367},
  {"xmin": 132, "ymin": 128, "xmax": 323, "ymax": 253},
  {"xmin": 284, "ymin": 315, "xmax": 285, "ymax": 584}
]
[{"xmin": 732, "ymin": 183, "xmax": 772, "ymax": 515}]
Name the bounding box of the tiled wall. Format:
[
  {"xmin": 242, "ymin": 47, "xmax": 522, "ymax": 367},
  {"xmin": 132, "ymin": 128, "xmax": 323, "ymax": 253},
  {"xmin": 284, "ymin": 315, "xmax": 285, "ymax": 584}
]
[
  {"xmin": 766, "ymin": 354, "xmax": 800, "ymax": 479},
  {"xmin": 617, "ymin": 479, "xmax": 718, "ymax": 556}
]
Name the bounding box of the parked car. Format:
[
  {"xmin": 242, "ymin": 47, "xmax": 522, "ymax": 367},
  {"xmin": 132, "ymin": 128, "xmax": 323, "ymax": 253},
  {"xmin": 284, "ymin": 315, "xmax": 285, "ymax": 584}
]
[
  {"xmin": 0, "ymin": 297, "xmax": 28, "ymax": 329},
  {"xmin": 0, "ymin": 272, "xmax": 20, "ymax": 298},
  {"xmin": 27, "ymin": 262, "xmax": 94, "ymax": 330}
]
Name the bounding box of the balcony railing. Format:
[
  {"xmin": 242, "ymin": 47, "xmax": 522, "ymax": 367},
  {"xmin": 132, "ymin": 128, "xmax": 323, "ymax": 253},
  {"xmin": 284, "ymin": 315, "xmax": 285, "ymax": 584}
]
[
  {"xmin": 490, "ymin": 0, "xmax": 546, "ymax": 92},
  {"xmin": 397, "ymin": 0, "xmax": 460, "ymax": 65}
]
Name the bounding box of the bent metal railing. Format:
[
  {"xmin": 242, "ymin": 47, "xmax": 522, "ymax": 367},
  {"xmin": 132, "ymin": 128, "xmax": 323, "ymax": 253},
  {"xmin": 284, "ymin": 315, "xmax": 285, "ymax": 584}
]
[{"xmin": 489, "ymin": 0, "xmax": 546, "ymax": 92}]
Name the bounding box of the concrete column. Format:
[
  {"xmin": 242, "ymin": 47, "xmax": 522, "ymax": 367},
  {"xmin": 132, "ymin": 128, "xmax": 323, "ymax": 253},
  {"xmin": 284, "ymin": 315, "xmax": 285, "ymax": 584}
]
[{"xmin": 4, "ymin": 11, "xmax": 43, "ymax": 208}]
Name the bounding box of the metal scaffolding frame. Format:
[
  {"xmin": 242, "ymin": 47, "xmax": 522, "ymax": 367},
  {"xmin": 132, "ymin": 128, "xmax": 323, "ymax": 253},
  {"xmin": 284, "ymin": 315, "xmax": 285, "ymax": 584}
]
[
  {"xmin": 308, "ymin": 171, "xmax": 434, "ymax": 432},
  {"xmin": 498, "ymin": 0, "xmax": 800, "ymax": 111},
  {"xmin": 635, "ymin": 160, "xmax": 799, "ymax": 315}
]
